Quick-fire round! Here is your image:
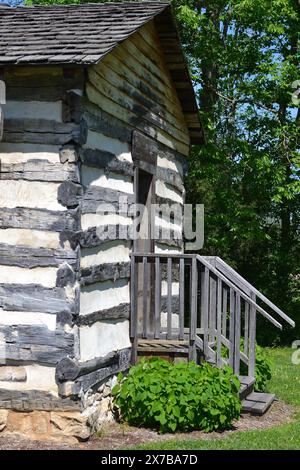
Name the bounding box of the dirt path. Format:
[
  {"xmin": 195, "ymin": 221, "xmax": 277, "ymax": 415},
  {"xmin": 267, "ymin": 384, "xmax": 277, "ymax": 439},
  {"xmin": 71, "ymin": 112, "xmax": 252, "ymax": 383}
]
[{"xmin": 0, "ymin": 400, "xmax": 295, "ymax": 450}]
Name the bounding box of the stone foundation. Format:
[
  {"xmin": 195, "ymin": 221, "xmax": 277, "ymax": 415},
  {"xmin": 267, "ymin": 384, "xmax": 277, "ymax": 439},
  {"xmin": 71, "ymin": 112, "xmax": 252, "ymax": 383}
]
[
  {"xmin": 81, "ymin": 375, "xmax": 118, "ymax": 433},
  {"xmin": 0, "ymin": 375, "xmax": 119, "ymax": 442},
  {"xmin": 0, "ymin": 409, "xmax": 90, "ymax": 443}
]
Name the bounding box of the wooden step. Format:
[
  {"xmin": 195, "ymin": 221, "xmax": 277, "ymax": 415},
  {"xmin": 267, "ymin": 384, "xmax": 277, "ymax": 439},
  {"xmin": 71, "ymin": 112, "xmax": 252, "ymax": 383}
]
[
  {"xmin": 238, "ymin": 375, "xmax": 255, "ymax": 401},
  {"xmin": 242, "ymin": 392, "xmax": 275, "ymax": 415}
]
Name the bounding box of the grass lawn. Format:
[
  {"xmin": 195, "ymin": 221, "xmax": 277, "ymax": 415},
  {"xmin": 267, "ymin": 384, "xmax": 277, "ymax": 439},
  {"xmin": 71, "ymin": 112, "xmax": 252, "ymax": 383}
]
[{"xmin": 132, "ymin": 348, "xmax": 300, "ymax": 450}]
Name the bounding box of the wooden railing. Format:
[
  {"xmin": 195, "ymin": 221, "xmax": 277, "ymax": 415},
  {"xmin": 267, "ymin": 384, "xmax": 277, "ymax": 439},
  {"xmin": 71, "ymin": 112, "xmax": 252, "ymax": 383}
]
[{"xmin": 130, "ymin": 253, "xmax": 294, "ymax": 377}]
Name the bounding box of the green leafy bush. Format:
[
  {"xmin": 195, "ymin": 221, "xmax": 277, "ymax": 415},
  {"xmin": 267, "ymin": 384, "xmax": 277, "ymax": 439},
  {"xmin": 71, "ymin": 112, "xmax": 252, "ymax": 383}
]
[
  {"xmin": 112, "ymin": 359, "xmax": 241, "ymax": 433},
  {"xmin": 250, "ymin": 344, "xmax": 272, "ymax": 391}
]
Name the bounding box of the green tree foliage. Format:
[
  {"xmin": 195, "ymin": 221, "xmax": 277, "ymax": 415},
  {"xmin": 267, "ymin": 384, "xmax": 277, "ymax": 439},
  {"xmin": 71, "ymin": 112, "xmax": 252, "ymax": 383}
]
[
  {"xmin": 27, "ymin": 0, "xmax": 299, "ymax": 343},
  {"xmin": 172, "ymin": 0, "xmax": 299, "ymax": 344}
]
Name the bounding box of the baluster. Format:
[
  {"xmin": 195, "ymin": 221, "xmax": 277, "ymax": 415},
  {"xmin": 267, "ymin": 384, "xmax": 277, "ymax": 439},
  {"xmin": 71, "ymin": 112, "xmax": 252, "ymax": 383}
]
[
  {"xmin": 130, "ymin": 254, "xmax": 138, "ymax": 364},
  {"xmin": 154, "ymin": 257, "xmax": 161, "ymax": 339},
  {"xmin": 179, "ymin": 258, "xmax": 185, "ymax": 340},
  {"xmin": 209, "ymin": 275, "xmax": 217, "ymax": 343},
  {"xmin": 222, "ymin": 287, "xmax": 228, "ymax": 337},
  {"xmin": 249, "ymin": 292, "xmax": 257, "ymax": 378},
  {"xmin": 189, "ymin": 257, "xmax": 197, "ymax": 361},
  {"xmin": 229, "ymin": 288, "xmax": 235, "ymax": 369},
  {"xmin": 234, "ymin": 293, "xmax": 241, "ymax": 375},
  {"xmin": 244, "ymin": 302, "xmax": 249, "ymax": 355},
  {"xmin": 142, "ymin": 256, "xmax": 148, "ymax": 339},
  {"xmin": 167, "ymin": 257, "xmax": 172, "ymax": 340},
  {"xmin": 202, "ymin": 266, "xmax": 210, "ymax": 359},
  {"xmin": 216, "ymin": 278, "xmax": 222, "ymax": 366}
]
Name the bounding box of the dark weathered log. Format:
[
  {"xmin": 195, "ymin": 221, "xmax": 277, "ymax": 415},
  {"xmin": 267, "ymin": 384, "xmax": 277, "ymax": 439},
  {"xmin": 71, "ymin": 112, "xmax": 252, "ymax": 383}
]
[
  {"xmin": 0, "ymin": 284, "xmax": 75, "ymax": 314},
  {"xmin": 76, "ymin": 303, "xmax": 130, "ymax": 326},
  {"xmin": 82, "ymin": 186, "xmax": 134, "ymax": 214},
  {"xmin": 155, "ymin": 238, "xmax": 183, "ymax": 249},
  {"xmin": 161, "ymin": 263, "xmax": 180, "ymax": 282},
  {"xmin": 59, "ymin": 145, "xmax": 79, "ymax": 164},
  {"xmin": 80, "ymin": 261, "xmax": 130, "ymax": 286},
  {"xmin": 0, "ymin": 160, "xmax": 79, "ymax": 183},
  {"xmin": 56, "ymin": 264, "xmax": 77, "ymax": 287},
  {"xmin": 79, "ymin": 225, "xmax": 130, "ymax": 248},
  {"xmin": 3, "ymin": 119, "xmax": 84, "ymax": 146},
  {"xmin": 79, "ymin": 147, "xmax": 134, "ymax": 177},
  {"xmin": 0, "ymin": 207, "xmax": 80, "ymax": 232},
  {"xmin": 0, "ymin": 325, "xmax": 74, "ymax": 365},
  {"xmin": 161, "ymin": 295, "xmax": 180, "ymax": 314},
  {"xmin": 56, "ymin": 350, "xmax": 119, "ymax": 382},
  {"xmin": 156, "ymin": 166, "xmax": 183, "ymax": 191},
  {"xmin": 58, "ymin": 181, "xmax": 82, "ymax": 208},
  {"xmin": 0, "ymin": 389, "xmax": 80, "ymax": 411},
  {"xmin": 71, "ymin": 348, "xmax": 131, "ymax": 394},
  {"xmin": 0, "ymin": 244, "xmax": 78, "ymax": 269}
]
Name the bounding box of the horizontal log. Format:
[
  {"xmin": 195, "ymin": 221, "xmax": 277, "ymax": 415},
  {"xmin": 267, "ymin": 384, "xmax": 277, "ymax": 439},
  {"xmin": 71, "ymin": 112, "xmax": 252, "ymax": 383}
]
[
  {"xmin": 79, "ymin": 225, "xmax": 130, "ymax": 248},
  {"xmin": 0, "ymin": 324, "xmax": 74, "ymax": 365},
  {"xmin": 56, "ymin": 264, "xmax": 77, "ymax": 288},
  {"xmin": 0, "ymin": 207, "xmax": 80, "ymax": 232},
  {"xmin": 79, "ymin": 147, "xmax": 134, "ymax": 177},
  {"xmin": 56, "ymin": 349, "xmax": 126, "ymax": 382},
  {"xmin": 76, "ymin": 302, "xmax": 130, "ymax": 327},
  {"xmin": 0, "ymin": 284, "xmax": 75, "ymax": 314},
  {"xmin": 57, "ymin": 181, "xmax": 82, "ymax": 208},
  {"xmin": 0, "ymin": 244, "xmax": 78, "ymax": 269},
  {"xmin": 0, "ymin": 389, "xmax": 80, "ymax": 411},
  {"xmin": 71, "ymin": 348, "xmax": 131, "ymax": 395},
  {"xmin": 80, "ymin": 261, "xmax": 130, "ymax": 286},
  {"xmin": 82, "ymin": 186, "xmax": 135, "ymax": 214},
  {"xmin": 0, "ymin": 159, "xmax": 79, "ymax": 183},
  {"xmin": 156, "ymin": 166, "xmax": 183, "ymax": 192},
  {"xmin": 83, "ymin": 101, "xmax": 132, "ymax": 143}
]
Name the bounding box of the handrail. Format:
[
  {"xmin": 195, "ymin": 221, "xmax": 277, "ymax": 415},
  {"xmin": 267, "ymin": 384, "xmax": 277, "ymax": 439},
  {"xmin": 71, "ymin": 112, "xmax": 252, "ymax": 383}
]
[
  {"xmin": 204, "ymin": 256, "xmax": 295, "ymax": 328},
  {"xmin": 195, "ymin": 255, "xmax": 283, "ymax": 330}
]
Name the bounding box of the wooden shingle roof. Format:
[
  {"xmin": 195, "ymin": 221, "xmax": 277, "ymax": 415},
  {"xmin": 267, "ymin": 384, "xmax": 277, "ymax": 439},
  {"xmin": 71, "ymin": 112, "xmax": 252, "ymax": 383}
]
[
  {"xmin": 0, "ymin": 2, "xmax": 170, "ymax": 65},
  {"xmin": 0, "ymin": 2, "xmax": 203, "ymax": 144}
]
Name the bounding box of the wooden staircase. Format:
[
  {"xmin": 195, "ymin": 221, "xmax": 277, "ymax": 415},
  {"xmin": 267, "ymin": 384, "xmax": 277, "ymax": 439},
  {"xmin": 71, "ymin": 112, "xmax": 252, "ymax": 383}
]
[{"xmin": 130, "ymin": 253, "xmax": 295, "ymax": 415}]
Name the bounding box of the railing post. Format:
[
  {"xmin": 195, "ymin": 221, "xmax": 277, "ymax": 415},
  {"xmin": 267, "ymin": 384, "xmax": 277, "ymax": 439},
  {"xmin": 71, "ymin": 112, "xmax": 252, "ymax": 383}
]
[
  {"xmin": 249, "ymin": 291, "xmax": 257, "ymax": 378},
  {"xmin": 189, "ymin": 257, "xmax": 197, "ymax": 362},
  {"xmin": 142, "ymin": 256, "xmax": 148, "ymax": 339},
  {"xmin": 130, "ymin": 254, "xmax": 138, "ymax": 364},
  {"xmin": 216, "ymin": 278, "xmax": 222, "ymax": 366},
  {"xmin": 229, "ymin": 288, "xmax": 235, "ymax": 369},
  {"xmin": 179, "ymin": 258, "xmax": 185, "ymax": 341},
  {"xmin": 167, "ymin": 257, "xmax": 172, "ymax": 340},
  {"xmin": 202, "ymin": 266, "xmax": 210, "ymax": 360},
  {"xmin": 234, "ymin": 294, "xmax": 241, "ymax": 375},
  {"xmin": 154, "ymin": 257, "xmax": 161, "ymax": 339}
]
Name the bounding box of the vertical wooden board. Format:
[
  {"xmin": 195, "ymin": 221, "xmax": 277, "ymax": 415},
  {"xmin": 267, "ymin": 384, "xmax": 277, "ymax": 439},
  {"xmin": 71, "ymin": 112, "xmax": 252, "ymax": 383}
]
[
  {"xmin": 167, "ymin": 257, "xmax": 172, "ymax": 340},
  {"xmin": 229, "ymin": 288, "xmax": 235, "ymax": 369},
  {"xmin": 209, "ymin": 275, "xmax": 217, "ymax": 343},
  {"xmin": 154, "ymin": 257, "xmax": 161, "ymax": 339},
  {"xmin": 189, "ymin": 257, "xmax": 197, "ymax": 361},
  {"xmin": 130, "ymin": 255, "xmax": 138, "ymax": 364},
  {"xmin": 179, "ymin": 258, "xmax": 185, "ymax": 340},
  {"xmin": 249, "ymin": 292, "xmax": 257, "ymax": 378},
  {"xmin": 216, "ymin": 278, "xmax": 222, "ymax": 366},
  {"xmin": 234, "ymin": 294, "xmax": 241, "ymax": 375},
  {"xmin": 142, "ymin": 256, "xmax": 148, "ymax": 339}
]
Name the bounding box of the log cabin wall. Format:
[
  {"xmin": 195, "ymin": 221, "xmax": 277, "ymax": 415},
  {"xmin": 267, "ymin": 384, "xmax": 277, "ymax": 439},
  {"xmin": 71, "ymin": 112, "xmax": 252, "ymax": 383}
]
[
  {"xmin": 0, "ymin": 66, "xmax": 84, "ymax": 404},
  {"xmin": 78, "ymin": 20, "xmax": 190, "ymax": 361}
]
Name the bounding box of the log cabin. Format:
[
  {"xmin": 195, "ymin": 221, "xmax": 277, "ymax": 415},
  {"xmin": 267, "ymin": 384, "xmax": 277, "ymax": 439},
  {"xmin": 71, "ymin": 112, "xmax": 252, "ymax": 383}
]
[{"xmin": 0, "ymin": 3, "xmax": 294, "ymax": 441}]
